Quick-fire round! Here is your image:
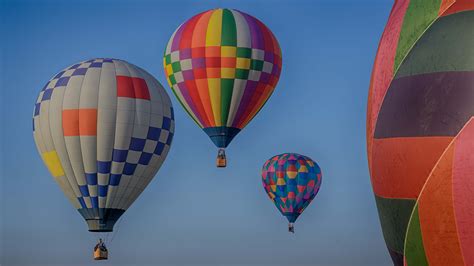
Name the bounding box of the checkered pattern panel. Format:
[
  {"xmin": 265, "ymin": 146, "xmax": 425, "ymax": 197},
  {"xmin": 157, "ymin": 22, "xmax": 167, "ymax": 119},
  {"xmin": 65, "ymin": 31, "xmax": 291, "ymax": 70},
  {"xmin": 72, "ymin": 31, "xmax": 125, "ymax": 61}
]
[
  {"xmin": 163, "ymin": 9, "xmax": 282, "ymax": 130},
  {"xmin": 33, "ymin": 58, "xmax": 114, "ymax": 119},
  {"xmin": 33, "ymin": 58, "xmax": 175, "ymax": 215}
]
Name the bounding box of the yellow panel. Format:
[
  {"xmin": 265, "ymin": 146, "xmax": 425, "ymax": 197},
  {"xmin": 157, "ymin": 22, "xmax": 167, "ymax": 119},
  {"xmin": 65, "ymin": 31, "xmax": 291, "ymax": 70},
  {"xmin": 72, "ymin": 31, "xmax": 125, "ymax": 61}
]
[
  {"xmin": 221, "ymin": 68, "xmax": 235, "ymax": 79},
  {"xmin": 42, "ymin": 150, "xmax": 65, "ymax": 177},
  {"xmin": 208, "ymin": 78, "xmax": 221, "ymax": 126},
  {"xmin": 206, "ymin": 9, "xmax": 223, "ymax": 46},
  {"xmin": 221, "ymin": 46, "xmax": 237, "ymax": 57},
  {"xmin": 236, "ymin": 58, "xmax": 251, "ymax": 69},
  {"xmin": 166, "ymin": 64, "xmax": 173, "ymax": 75},
  {"xmin": 277, "ymin": 178, "xmax": 286, "ymax": 185},
  {"xmin": 299, "ymin": 165, "xmax": 308, "ymax": 173}
]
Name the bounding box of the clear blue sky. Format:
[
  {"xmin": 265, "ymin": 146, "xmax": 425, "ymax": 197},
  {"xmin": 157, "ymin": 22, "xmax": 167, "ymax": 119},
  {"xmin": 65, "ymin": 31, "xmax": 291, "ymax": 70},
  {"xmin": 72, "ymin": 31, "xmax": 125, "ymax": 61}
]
[{"xmin": 1, "ymin": 0, "xmax": 393, "ymax": 265}]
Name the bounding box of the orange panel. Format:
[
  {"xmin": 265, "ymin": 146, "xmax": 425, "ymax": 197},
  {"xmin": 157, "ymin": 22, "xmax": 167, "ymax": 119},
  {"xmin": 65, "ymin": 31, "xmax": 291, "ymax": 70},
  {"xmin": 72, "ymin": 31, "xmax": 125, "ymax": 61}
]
[
  {"xmin": 441, "ymin": 0, "xmax": 474, "ymax": 16},
  {"xmin": 452, "ymin": 119, "xmax": 474, "ymax": 265},
  {"xmin": 418, "ymin": 144, "xmax": 464, "ymax": 265},
  {"xmin": 438, "ymin": 0, "xmax": 456, "ymax": 16},
  {"xmin": 371, "ymin": 137, "xmax": 452, "ymax": 198},
  {"xmin": 79, "ymin": 109, "xmax": 97, "ymax": 136},
  {"xmin": 62, "ymin": 109, "xmax": 79, "ymax": 136}
]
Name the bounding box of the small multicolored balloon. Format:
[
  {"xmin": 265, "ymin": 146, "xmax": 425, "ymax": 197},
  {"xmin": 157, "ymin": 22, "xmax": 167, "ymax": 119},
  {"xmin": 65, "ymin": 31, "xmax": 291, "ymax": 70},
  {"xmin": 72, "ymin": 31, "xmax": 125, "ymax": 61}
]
[
  {"xmin": 261, "ymin": 153, "xmax": 322, "ymax": 233},
  {"xmin": 163, "ymin": 8, "xmax": 282, "ymax": 167}
]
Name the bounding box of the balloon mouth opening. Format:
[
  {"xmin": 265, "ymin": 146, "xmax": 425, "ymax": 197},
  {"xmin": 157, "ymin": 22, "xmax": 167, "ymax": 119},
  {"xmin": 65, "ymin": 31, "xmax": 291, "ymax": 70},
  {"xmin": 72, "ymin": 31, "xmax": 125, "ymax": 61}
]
[{"xmin": 78, "ymin": 208, "xmax": 125, "ymax": 232}]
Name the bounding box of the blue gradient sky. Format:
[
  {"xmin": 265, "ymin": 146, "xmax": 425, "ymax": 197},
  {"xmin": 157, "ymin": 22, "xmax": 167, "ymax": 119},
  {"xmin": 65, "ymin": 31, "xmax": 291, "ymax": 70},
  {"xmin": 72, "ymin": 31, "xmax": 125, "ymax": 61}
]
[{"xmin": 1, "ymin": 0, "xmax": 393, "ymax": 265}]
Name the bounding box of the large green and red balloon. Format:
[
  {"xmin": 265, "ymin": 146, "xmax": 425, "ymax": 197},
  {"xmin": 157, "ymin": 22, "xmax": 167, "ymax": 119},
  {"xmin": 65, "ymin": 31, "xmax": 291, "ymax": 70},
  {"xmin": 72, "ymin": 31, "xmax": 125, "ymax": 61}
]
[{"xmin": 367, "ymin": 1, "xmax": 474, "ymax": 265}]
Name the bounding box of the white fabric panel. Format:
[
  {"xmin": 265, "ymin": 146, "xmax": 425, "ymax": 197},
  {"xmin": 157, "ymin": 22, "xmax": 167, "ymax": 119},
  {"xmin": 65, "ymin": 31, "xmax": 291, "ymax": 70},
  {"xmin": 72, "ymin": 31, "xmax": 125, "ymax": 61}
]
[
  {"xmin": 226, "ymin": 79, "xmax": 247, "ymax": 126},
  {"xmin": 62, "ymin": 72, "xmax": 88, "ymax": 203},
  {"xmin": 48, "ymin": 86, "xmax": 81, "ymax": 199},
  {"xmin": 106, "ymin": 60, "xmax": 135, "ymax": 209},
  {"xmin": 79, "ymin": 67, "xmax": 101, "ymax": 199},
  {"xmin": 231, "ymin": 10, "xmax": 252, "ymax": 48}
]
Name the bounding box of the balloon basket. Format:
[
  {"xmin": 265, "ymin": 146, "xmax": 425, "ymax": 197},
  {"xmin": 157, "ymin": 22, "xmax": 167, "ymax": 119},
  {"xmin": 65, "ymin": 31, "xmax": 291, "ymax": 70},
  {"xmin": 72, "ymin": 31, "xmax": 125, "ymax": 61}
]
[
  {"xmin": 93, "ymin": 248, "xmax": 108, "ymax": 260},
  {"xmin": 288, "ymin": 223, "xmax": 295, "ymax": 233},
  {"xmin": 216, "ymin": 149, "xmax": 227, "ymax": 168}
]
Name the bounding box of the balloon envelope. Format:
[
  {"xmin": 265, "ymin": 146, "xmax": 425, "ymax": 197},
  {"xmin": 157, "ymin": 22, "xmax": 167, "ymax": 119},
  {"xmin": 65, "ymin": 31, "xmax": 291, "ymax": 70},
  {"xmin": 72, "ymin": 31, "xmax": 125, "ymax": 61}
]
[
  {"xmin": 261, "ymin": 153, "xmax": 322, "ymax": 223},
  {"xmin": 163, "ymin": 8, "xmax": 282, "ymax": 149},
  {"xmin": 33, "ymin": 58, "xmax": 175, "ymax": 232},
  {"xmin": 367, "ymin": 1, "xmax": 474, "ymax": 264}
]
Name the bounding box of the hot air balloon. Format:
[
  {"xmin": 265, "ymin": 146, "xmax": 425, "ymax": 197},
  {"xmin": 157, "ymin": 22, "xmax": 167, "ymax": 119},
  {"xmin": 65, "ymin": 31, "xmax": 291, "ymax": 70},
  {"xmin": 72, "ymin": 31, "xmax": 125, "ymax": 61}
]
[
  {"xmin": 261, "ymin": 153, "xmax": 322, "ymax": 233},
  {"xmin": 367, "ymin": 1, "xmax": 474, "ymax": 264},
  {"xmin": 163, "ymin": 8, "xmax": 282, "ymax": 167},
  {"xmin": 32, "ymin": 58, "xmax": 175, "ymax": 259}
]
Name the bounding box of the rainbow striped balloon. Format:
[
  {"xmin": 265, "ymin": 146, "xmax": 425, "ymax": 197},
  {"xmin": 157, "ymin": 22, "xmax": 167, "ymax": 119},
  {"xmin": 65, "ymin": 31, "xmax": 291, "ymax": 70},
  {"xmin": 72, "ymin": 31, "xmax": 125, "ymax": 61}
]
[{"xmin": 163, "ymin": 8, "xmax": 282, "ymax": 149}]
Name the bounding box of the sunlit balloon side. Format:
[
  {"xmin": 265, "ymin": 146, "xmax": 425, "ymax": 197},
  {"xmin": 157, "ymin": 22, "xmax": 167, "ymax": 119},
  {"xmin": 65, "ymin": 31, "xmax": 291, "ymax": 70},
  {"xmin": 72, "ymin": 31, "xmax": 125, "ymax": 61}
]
[
  {"xmin": 261, "ymin": 153, "xmax": 322, "ymax": 233},
  {"xmin": 32, "ymin": 58, "xmax": 174, "ymax": 256},
  {"xmin": 367, "ymin": 1, "xmax": 474, "ymax": 265},
  {"xmin": 163, "ymin": 8, "xmax": 282, "ymax": 167}
]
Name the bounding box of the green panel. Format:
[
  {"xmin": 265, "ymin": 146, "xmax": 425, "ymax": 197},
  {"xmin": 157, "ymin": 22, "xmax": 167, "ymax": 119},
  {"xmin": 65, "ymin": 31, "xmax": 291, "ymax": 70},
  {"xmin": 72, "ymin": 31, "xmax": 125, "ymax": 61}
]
[
  {"xmin": 220, "ymin": 78, "xmax": 234, "ymax": 125},
  {"xmin": 396, "ymin": 11, "xmax": 474, "ymax": 78},
  {"xmin": 251, "ymin": 60, "xmax": 264, "ymax": 71},
  {"xmin": 235, "ymin": 69, "xmax": 249, "ymax": 79},
  {"xmin": 394, "ymin": 0, "xmax": 441, "ymax": 72},
  {"xmin": 171, "ymin": 62, "xmax": 181, "ymax": 72},
  {"xmin": 375, "ymin": 195, "xmax": 416, "ymax": 254},
  {"xmin": 405, "ymin": 205, "xmax": 428, "ymax": 266},
  {"xmin": 169, "ymin": 75, "xmax": 177, "ymax": 85},
  {"xmin": 165, "ymin": 54, "xmax": 171, "ymax": 64},
  {"xmin": 221, "ymin": 9, "xmax": 237, "ymax": 46},
  {"xmin": 237, "ymin": 47, "xmax": 252, "ymax": 58}
]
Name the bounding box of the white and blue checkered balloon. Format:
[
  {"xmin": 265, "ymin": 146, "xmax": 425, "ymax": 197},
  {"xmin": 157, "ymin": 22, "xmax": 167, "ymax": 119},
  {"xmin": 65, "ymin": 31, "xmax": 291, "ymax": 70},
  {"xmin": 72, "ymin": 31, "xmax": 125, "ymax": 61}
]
[{"xmin": 33, "ymin": 58, "xmax": 175, "ymax": 232}]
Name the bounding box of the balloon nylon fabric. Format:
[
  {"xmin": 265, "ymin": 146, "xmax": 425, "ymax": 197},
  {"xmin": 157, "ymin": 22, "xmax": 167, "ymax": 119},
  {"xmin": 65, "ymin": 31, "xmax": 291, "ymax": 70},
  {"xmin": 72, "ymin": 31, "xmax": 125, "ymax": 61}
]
[
  {"xmin": 261, "ymin": 153, "xmax": 322, "ymax": 223},
  {"xmin": 367, "ymin": 1, "xmax": 474, "ymax": 264},
  {"xmin": 163, "ymin": 8, "xmax": 282, "ymax": 148},
  {"xmin": 33, "ymin": 58, "xmax": 175, "ymax": 232}
]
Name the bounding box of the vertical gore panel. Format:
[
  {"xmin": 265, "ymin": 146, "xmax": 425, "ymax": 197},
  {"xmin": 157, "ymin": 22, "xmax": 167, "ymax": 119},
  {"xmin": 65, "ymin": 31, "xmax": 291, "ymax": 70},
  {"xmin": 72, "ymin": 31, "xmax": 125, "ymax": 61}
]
[
  {"xmin": 394, "ymin": 0, "xmax": 441, "ymax": 71},
  {"xmin": 405, "ymin": 205, "xmax": 428, "ymax": 266}
]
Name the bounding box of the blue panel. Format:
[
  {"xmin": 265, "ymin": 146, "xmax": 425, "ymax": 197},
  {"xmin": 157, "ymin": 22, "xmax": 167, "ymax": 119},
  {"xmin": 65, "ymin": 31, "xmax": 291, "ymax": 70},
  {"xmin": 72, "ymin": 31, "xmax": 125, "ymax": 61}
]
[
  {"xmin": 109, "ymin": 174, "xmax": 121, "ymax": 186},
  {"xmin": 203, "ymin": 126, "xmax": 241, "ymax": 148},
  {"xmin": 166, "ymin": 132, "xmax": 174, "ymax": 145},
  {"xmin": 85, "ymin": 173, "xmax": 98, "ymax": 185},
  {"xmin": 129, "ymin": 137, "xmax": 146, "ymax": 151},
  {"xmin": 79, "ymin": 185, "xmax": 90, "ymax": 197},
  {"xmin": 98, "ymin": 185, "xmax": 108, "ymax": 197},
  {"xmin": 147, "ymin": 127, "xmax": 161, "ymax": 141},
  {"xmin": 170, "ymin": 107, "xmax": 174, "ymax": 119},
  {"xmin": 103, "ymin": 59, "xmax": 114, "ymax": 63},
  {"xmin": 90, "ymin": 62, "xmax": 103, "ymax": 68},
  {"xmin": 97, "ymin": 161, "xmax": 111, "ymax": 174},
  {"xmin": 42, "ymin": 89, "xmax": 53, "ymax": 101},
  {"xmin": 72, "ymin": 68, "xmax": 87, "ymax": 76},
  {"xmin": 123, "ymin": 163, "xmax": 137, "ymax": 175},
  {"xmin": 154, "ymin": 142, "xmax": 165, "ymax": 155},
  {"xmin": 162, "ymin": 117, "xmax": 171, "ymax": 130},
  {"xmin": 112, "ymin": 149, "xmax": 128, "ymax": 162},
  {"xmin": 77, "ymin": 197, "xmax": 87, "ymax": 209},
  {"xmin": 34, "ymin": 102, "xmax": 41, "ymax": 116},
  {"xmin": 53, "ymin": 70, "xmax": 65, "ymax": 79},
  {"xmin": 69, "ymin": 63, "xmax": 81, "ymax": 69},
  {"xmin": 55, "ymin": 76, "xmax": 70, "ymax": 87},
  {"xmin": 138, "ymin": 152, "xmax": 152, "ymax": 165},
  {"xmin": 91, "ymin": 197, "xmax": 99, "ymax": 208}
]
